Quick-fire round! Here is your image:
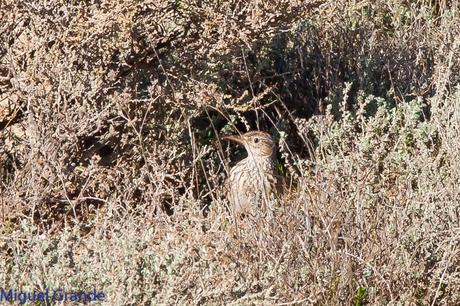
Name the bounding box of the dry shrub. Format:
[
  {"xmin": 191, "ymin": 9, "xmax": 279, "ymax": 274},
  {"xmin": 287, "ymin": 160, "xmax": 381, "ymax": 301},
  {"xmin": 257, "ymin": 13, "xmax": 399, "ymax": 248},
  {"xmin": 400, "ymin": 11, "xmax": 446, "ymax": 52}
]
[{"xmin": 1, "ymin": 0, "xmax": 459, "ymax": 305}]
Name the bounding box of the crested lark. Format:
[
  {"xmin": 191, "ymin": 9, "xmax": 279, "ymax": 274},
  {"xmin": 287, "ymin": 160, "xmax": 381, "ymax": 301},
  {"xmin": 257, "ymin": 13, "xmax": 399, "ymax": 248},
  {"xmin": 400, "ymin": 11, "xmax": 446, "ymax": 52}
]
[{"xmin": 223, "ymin": 131, "xmax": 278, "ymax": 215}]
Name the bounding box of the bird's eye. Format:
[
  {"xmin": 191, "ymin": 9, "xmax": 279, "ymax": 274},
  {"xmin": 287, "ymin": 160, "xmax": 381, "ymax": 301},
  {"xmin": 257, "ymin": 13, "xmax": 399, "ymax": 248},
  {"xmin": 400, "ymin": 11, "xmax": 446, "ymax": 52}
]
[{"xmin": 254, "ymin": 138, "xmax": 259, "ymax": 143}]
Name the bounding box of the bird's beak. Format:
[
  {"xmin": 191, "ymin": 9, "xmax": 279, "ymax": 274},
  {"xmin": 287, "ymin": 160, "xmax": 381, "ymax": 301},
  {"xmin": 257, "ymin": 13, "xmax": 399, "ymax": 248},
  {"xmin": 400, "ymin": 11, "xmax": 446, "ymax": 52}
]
[{"xmin": 223, "ymin": 134, "xmax": 245, "ymax": 146}]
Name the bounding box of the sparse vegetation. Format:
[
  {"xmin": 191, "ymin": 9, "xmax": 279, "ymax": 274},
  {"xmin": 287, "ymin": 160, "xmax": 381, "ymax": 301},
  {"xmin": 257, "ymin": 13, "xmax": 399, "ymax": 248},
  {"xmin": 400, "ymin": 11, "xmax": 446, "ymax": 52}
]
[{"xmin": 1, "ymin": 0, "xmax": 459, "ymax": 305}]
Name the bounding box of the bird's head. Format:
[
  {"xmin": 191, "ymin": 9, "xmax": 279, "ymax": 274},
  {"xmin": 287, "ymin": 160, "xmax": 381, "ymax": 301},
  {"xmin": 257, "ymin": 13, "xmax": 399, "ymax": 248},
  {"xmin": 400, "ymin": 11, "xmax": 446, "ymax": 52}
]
[{"xmin": 223, "ymin": 131, "xmax": 275, "ymax": 159}]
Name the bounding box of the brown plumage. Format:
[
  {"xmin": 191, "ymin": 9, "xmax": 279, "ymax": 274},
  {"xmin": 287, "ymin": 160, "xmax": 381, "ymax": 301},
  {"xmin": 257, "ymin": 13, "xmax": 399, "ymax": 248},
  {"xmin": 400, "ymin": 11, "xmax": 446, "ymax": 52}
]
[{"xmin": 223, "ymin": 131, "xmax": 278, "ymax": 216}]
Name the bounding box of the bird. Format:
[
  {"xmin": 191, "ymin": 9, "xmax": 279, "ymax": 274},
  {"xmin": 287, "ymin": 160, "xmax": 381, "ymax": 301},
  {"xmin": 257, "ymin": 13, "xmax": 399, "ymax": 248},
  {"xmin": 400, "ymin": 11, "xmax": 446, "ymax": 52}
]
[{"xmin": 223, "ymin": 131, "xmax": 278, "ymax": 216}]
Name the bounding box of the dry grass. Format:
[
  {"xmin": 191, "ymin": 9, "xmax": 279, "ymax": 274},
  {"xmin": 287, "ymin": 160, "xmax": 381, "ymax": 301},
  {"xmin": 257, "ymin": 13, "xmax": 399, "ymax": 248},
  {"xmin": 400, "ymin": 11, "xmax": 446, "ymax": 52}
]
[{"xmin": 1, "ymin": 0, "xmax": 459, "ymax": 305}]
